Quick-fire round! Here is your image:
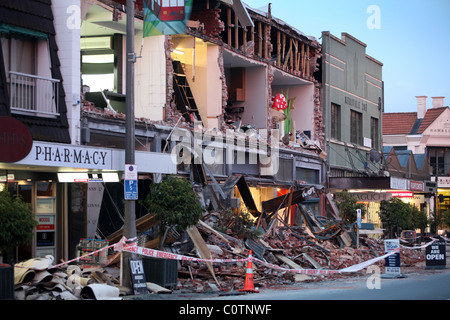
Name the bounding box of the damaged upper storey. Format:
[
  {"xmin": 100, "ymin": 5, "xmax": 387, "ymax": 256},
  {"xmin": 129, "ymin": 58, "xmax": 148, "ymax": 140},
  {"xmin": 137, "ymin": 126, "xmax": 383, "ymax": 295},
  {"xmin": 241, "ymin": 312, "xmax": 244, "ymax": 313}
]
[
  {"xmin": 80, "ymin": 0, "xmax": 324, "ymax": 149},
  {"xmin": 80, "ymin": 0, "xmax": 325, "ymax": 154},
  {"xmin": 172, "ymin": 0, "xmax": 324, "ymax": 147},
  {"xmin": 188, "ymin": 1, "xmax": 321, "ymax": 80}
]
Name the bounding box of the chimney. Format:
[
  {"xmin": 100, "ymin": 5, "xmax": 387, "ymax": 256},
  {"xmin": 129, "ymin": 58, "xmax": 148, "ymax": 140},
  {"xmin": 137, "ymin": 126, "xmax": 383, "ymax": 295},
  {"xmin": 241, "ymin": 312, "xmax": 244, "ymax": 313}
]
[
  {"xmin": 416, "ymin": 96, "xmax": 427, "ymax": 119},
  {"xmin": 432, "ymin": 96, "xmax": 445, "ymax": 109}
]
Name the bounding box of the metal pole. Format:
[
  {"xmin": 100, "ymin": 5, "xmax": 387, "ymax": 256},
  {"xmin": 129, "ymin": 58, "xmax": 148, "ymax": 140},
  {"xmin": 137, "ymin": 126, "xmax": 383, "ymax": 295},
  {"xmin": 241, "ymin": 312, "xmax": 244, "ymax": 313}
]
[{"xmin": 122, "ymin": 0, "xmax": 137, "ymax": 291}]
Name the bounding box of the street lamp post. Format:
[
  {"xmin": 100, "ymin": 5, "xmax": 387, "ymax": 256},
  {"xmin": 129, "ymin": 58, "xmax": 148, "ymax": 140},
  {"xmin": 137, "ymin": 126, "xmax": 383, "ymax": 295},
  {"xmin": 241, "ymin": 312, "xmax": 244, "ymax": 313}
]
[{"xmin": 122, "ymin": 0, "xmax": 137, "ymax": 291}]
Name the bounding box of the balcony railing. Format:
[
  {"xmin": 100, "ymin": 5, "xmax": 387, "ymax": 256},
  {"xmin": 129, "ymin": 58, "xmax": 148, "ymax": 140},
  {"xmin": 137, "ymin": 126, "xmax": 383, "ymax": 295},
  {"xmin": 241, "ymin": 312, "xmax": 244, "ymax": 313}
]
[{"xmin": 9, "ymin": 71, "xmax": 60, "ymax": 117}]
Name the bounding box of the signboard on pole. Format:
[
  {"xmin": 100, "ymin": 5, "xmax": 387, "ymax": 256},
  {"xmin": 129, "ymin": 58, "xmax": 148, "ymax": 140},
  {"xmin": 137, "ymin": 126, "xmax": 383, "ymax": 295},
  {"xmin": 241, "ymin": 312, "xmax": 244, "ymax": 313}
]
[
  {"xmin": 124, "ymin": 164, "xmax": 138, "ymax": 200},
  {"xmin": 356, "ymin": 209, "xmax": 362, "ymax": 228},
  {"xmin": 425, "ymin": 241, "xmax": 446, "ymax": 270},
  {"xmin": 383, "ymin": 239, "xmax": 404, "ymax": 278}
]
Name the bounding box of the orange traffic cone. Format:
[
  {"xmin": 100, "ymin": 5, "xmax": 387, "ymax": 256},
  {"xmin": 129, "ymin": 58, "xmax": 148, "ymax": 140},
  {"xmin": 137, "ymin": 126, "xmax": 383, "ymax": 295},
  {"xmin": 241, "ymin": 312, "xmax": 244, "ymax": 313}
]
[{"xmin": 239, "ymin": 250, "xmax": 259, "ymax": 293}]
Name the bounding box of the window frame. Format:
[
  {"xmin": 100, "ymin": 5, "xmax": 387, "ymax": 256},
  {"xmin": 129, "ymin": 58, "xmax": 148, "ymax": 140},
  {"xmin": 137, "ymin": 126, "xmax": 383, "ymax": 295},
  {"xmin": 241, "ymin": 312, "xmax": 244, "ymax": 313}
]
[{"xmin": 350, "ymin": 110, "xmax": 363, "ymax": 145}]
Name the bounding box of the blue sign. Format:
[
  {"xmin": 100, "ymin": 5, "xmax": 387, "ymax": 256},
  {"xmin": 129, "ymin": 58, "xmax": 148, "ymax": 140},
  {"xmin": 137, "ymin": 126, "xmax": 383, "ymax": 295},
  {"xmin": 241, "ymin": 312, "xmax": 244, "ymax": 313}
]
[{"xmin": 125, "ymin": 179, "xmax": 138, "ymax": 200}]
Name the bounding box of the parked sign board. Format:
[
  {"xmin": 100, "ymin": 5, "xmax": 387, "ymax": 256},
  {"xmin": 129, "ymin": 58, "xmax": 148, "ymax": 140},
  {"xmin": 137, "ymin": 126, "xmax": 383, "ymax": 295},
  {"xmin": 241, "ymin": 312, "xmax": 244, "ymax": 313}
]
[
  {"xmin": 129, "ymin": 259, "xmax": 147, "ymax": 295},
  {"xmin": 384, "ymin": 239, "xmax": 401, "ymax": 275},
  {"xmin": 425, "ymin": 241, "xmax": 446, "ymax": 270}
]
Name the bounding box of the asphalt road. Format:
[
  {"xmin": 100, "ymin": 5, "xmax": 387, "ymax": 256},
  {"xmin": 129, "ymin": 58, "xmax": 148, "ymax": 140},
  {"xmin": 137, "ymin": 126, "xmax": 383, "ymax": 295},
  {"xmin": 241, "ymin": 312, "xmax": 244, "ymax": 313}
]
[{"xmin": 210, "ymin": 269, "xmax": 450, "ymax": 300}]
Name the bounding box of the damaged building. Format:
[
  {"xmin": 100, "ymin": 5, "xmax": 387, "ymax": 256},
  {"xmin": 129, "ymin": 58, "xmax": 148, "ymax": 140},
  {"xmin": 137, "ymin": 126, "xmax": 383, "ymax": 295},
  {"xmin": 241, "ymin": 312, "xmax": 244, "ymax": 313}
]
[
  {"xmin": 0, "ymin": 0, "xmax": 327, "ymax": 266},
  {"xmin": 0, "ymin": 0, "xmax": 430, "ymax": 300},
  {"xmin": 79, "ymin": 0, "xmax": 327, "ymax": 241},
  {"xmin": 2, "ymin": 1, "xmax": 415, "ymax": 299}
]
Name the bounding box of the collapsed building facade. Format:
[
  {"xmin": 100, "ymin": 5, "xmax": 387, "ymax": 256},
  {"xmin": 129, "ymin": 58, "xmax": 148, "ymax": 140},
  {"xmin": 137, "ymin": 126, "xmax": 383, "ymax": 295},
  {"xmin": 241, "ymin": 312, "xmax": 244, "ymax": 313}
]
[
  {"xmin": 0, "ymin": 0, "xmax": 390, "ymax": 268},
  {"xmin": 79, "ymin": 0, "xmax": 327, "ymax": 245}
]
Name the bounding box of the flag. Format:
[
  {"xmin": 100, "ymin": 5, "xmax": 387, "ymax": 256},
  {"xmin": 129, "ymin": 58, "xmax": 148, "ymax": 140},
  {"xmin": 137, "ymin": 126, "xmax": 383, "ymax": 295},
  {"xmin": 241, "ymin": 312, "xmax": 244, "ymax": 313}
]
[{"xmin": 143, "ymin": 0, "xmax": 193, "ymax": 37}]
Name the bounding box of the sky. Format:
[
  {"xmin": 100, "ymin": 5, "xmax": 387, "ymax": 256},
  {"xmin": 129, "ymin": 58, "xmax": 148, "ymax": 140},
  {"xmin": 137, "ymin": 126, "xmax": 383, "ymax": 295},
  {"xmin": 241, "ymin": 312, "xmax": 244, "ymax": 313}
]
[{"xmin": 242, "ymin": 0, "xmax": 450, "ymax": 114}]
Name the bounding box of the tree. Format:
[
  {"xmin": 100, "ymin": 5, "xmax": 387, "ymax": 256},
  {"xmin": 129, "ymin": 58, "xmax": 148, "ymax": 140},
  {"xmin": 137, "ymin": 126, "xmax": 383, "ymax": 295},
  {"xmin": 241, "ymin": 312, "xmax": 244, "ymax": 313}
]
[
  {"xmin": 335, "ymin": 191, "xmax": 366, "ymax": 224},
  {"xmin": 443, "ymin": 210, "xmax": 450, "ymax": 230},
  {"xmin": 0, "ymin": 190, "xmax": 37, "ymax": 263},
  {"xmin": 144, "ymin": 175, "xmax": 203, "ymax": 232},
  {"xmin": 379, "ymin": 198, "xmax": 413, "ymax": 238},
  {"xmin": 411, "ymin": 205, "xmax": 428, "ymax": 235}
]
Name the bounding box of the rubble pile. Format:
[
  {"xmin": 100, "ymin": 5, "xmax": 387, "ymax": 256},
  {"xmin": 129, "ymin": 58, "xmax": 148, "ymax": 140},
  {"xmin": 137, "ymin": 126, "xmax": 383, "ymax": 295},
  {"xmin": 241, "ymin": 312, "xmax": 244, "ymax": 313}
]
[
  {"xmin": 12, "ymin": 255, "xmax": 124, "ymax": 300},
  {"xmin": 9, "ymin": 205, "xmax": 425, "ymax": 300},
  {"xmin": 9, "ymin": 216, "xmax": 426, "ymax": 300}
]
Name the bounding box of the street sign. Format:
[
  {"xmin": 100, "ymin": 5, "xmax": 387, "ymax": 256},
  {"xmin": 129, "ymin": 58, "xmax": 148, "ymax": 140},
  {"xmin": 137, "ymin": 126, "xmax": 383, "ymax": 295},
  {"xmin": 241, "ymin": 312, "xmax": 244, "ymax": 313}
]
[
  {"xmin": 124, "ymin": 179, "xmax": 138, "ymax": 200},
  {"xmin": 356, "ymin": 209, "xmax": 362, "ymax": 228},
  {"xmin": 125, "ymin": 164, "xmax": 138, "ymax": 180},
  {"xmin": 124, "ymin": 164, "xmax": 138, "ymax": 200}
]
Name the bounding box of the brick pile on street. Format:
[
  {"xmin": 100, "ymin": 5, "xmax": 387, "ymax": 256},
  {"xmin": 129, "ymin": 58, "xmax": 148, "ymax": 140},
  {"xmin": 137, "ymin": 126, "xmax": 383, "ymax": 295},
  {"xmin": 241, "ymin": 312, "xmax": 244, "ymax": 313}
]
[
  {"xmin": 10, "ymin": 217, "xmax": 427, "ymax": 300},
  {"xmin": 174, "ymin": 222, "xmax": 425, "ymax": 293}
]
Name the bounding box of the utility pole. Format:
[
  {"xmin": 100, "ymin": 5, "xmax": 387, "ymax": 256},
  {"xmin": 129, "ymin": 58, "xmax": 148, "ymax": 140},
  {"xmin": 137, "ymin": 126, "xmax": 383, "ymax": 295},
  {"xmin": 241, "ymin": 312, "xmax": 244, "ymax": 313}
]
[{"xmin": 122, "ymin": 0, "xmax": 137, "ymax": 291}]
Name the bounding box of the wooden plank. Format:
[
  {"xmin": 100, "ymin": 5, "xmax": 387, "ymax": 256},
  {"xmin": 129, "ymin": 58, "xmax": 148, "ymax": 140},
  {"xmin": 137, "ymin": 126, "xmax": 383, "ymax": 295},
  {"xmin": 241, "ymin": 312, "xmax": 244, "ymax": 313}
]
[
  {"xmin": 306, "ymin": 45, "xmax": 310, "ymax": 77},
  {"xmin": 326, "ymin": 193, "xmax": 340, "ymax": 220},
  {"xmin": 258, "ymin": 22, "xmax": 262, "ymax": 57},
  {"xmin": 340, "ymin": 232, "xmax": 352, "ymax": 247},
  {"xmin": 301, "ymin": 43, "xmax": 305, "ymax": 73},
  {"xmin": 186, "ymin": 225, "xmax": 220, "ymax": 286},
  {"xmin": 275, "ymin": 254, "xmax": 301, "ymax": 269},
  {"xmin": 290, "ymin": 38, "xmax": 294, "ymax": 70},
  {"xmin": 198, "ymin": 220, "xmax": 230, "ymax": 245},
  {"xmin": 277, "ymin": 31, "xmax": 281, "ymax": 67},
  {"xmin": 275, "ymin": 254, "xmax": 312, "ymax": 282},
  {"xmin": 235, "ymin": 14, "xmax": 239, "ymax": 49},
  {"xmin": 302, "ymin": 253, "xmax": 322, "ymax": 269},
  {"xmin": 264, "ymin": 24, "xmax": 268, "ymax": 59},
  {"xmin": 227, "ymin": 7, "xmax": 232, "ymax": 46},
  {"xmin": 294, "ymin": 40, "xmax": 299, "ymax": 72},
  {"xmin": 243, "ymin": 27, "xmax": 247, "ymax": 52}
]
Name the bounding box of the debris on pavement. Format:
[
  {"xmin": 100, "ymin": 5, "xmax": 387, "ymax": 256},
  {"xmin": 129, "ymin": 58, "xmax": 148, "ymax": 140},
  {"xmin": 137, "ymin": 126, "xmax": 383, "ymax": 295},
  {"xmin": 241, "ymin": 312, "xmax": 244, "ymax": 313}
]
[{"xmin": 10, "ymin": 178, "xmax": 427, "ymax": 300}]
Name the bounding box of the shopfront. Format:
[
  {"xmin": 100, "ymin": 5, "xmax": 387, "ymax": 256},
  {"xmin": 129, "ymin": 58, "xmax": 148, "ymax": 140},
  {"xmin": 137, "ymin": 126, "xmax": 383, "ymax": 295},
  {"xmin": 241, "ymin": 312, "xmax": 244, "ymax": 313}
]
[
  {"xmin": 331, "ymin": 176, "xmax": 431, "ymax": 233},
  {"xmin": 1, "ymin": 138, "xmax": 176, "ymax": 262}
]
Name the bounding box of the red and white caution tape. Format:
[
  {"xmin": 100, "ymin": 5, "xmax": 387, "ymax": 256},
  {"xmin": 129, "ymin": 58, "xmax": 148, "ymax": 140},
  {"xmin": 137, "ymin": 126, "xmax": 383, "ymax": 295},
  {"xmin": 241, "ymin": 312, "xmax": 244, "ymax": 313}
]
[
  {"xmin": 122, "ymin": 244, "xmax": 250, "ymax": 264},
  {"xmin": 49, "ymin": 237, "xmax": 136, "ymax": 270},
  {"xmin": 121, "ymin": 242, "xmax": 401, "ymax": 276},
  {"xmin": 32, "ymin": 236, "xmax": 433, "ymax": 277}
]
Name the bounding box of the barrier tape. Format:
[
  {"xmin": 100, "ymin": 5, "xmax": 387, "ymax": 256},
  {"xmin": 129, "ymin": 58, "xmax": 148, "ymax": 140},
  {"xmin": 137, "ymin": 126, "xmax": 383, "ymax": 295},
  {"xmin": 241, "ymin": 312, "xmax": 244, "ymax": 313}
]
[
  {"xmin": 122, "ymin": 242, "xmax": 401, "ymax": 276},
  {"xmin": 252, "ymin": 248, "xmax": 401, "ymax": 275},
  {"xmin": 400, "ymin": 238, "xmax": 438, "ymax": 250},
  {"xmin": 15, "ymin": 237, "xmax": 136, "ymax": 271},
  {"xmin": 14, "ymin": 236, "xmax": 438, "ymax": 277},
  {"xmin": 122, "ymin": 244, "xmax": 250, "ymax": 264}
]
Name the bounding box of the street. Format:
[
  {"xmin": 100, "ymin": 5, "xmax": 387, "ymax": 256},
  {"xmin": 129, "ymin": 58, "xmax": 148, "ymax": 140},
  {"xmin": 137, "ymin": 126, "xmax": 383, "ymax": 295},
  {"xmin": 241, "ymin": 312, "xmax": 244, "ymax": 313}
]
[{"xmin": 208, "ymin": 269, "xmax": 450, "ymax": 300}]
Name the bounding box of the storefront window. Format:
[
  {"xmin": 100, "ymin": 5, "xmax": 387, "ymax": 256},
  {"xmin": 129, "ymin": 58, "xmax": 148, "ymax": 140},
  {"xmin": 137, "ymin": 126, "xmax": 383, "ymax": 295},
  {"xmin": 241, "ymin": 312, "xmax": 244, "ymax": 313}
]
[{"xmin": 35, "ymin": 182, "xmax": 56, "ymax": 258}]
